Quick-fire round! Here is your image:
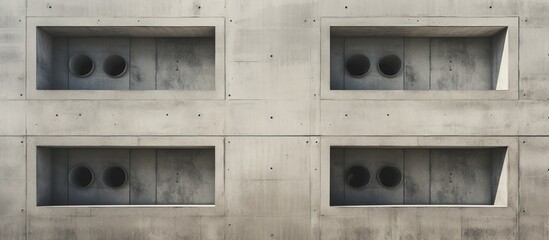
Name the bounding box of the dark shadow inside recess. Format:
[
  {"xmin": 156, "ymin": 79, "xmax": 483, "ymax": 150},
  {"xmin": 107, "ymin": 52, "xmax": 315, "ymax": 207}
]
[
  {"xmin": 330, "ymin": 147, "xmax": 507, "ymax": 206},
  {"xmin": 330, "ymin": 26, "xmax": 508, "ymax": 91},
  {"xmin": 37, "ymin": 147, "xmax": 215, "ymax": 206},
  {"xmin": 36, "ymin": 26, "xmax": 215, "ymax": 90}
]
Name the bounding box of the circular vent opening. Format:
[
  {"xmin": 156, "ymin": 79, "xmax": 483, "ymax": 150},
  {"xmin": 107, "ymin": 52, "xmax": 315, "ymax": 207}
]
[
  {"xmin": 102, "ymin": 166, "xmax": 128, "ymax": 188},
  {"xmin": 69, "ymin": 54, "xmax": 95, "ymax": 77},
  {"xmin": 377, "ymin": 165, "xmax": 402, "ymax": 188},
  {"xmin": 345, "ymin": 166, "xmax": 371, "ymax": 189},
  {"xmin": 377, "ymin": 54, "xmax": 402, "ymax": 77},
  {"xmin": 68, "ymin": 166, "xmax": 94, "ymax": 188},
  {"xmin": 103, "ymin": 55, "xmax": 128, "ymax": 78},
  {"xmin": 346, "ymin": 54, "xmax": 371, "ymax": 78}
]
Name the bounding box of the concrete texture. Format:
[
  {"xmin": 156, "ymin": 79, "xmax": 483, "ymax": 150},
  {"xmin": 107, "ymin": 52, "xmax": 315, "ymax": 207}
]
[{"xmin": 0, "ymin": 0, "xmax": 546, "ymax": 239}]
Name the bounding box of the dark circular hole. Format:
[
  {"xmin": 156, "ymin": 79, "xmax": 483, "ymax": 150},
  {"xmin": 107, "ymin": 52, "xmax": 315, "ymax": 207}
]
[
  {"xmin": 377, "ymin": 166, "xmax": 402, "ymax": 188},
  {"xmin": 378, "ymin": 54, "xmax": 402, "ymax": 77},
  {"xmin": 68, "ymin": 166, "xmax": 94, "ymax": 188},
  {"xmin": 346, "ymin": 54, "xmax": 371, "ymax": 78},
  {"xmin": 69, "ymin": 54, "xmax": 94, "ymax": 77},
  {"xmin": 102, "ymin": 55, "xmax": 128, "ymax": 78},
  {"xmin": 102, "ymin": 166, "xmax": 127, "ymax": 188},
  {"xmin": 345, "ymin": 166, "xmax": 371, "ymax": 189}
]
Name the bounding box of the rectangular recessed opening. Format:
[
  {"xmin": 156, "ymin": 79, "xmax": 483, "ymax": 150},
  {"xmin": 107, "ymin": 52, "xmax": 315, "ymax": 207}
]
[
  {"xmin": 330, "ymin": 147, "xmax": 507, "ymax": 206},
  {"xmin": 37, "ymin": 147, "xmax": 215, "ymax": 206},
  {"xmin": 330, "ymin": 26, "xmax": 509, "ymax": 91},
  {"xmin": 36, "ymin": 26, "xmax": 215, "ymax": 90}
]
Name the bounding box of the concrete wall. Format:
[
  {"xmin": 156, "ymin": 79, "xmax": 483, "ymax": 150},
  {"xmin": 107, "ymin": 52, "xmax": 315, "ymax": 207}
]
[{"xmin": 0, "ymin": 0, "xmax": 547, "ymax": 239}]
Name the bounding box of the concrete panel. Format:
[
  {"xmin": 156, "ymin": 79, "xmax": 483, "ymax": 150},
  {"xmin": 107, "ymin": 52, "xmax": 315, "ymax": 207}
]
[
  {"xmin": 519, "ymin": 0, "xmax": 549, "ymax": 28},
  {"xmin": 404, "ymin": 38, "xmax": 430, "ymax": 90},
  {"xmin": 28, "ymin": 215, "xmax": 77, "ymax": 240},
  {"xmin": 27, "ymin": 100, "xmax": 224, "ymax": 135},
  {"xmin": 320, "ymin": 0, "xmax": 517, "ymax": 17},
  {"xmin": 227, "ymin": 217, "xmax": 310, "ymax": 240},
  {"xmin": 227, "ymin": 0, "xmax": 315, "ymax": 28},
  {"xmin": 225, "ymin": 137, "xmax": 310, "ymax": 180},
  {"xmin": 329, "ymin": 148, "xmax": 345, "ymax": 205},
  {"xmin": 0, "ymin": 101, "xmax": 25, "ymax": 135},
  {"xmin": 320, "ymin": 209, "xmax": 463, "ymax": 240},
  {"xmin": 29, "ymin": 214, "xmax": 224, "ymax": 240},
  {"xmin": 227, "ymin": 28, "xmax": 312, "ymax": 63},
  {"xmin": 36, "ymin": 148, "xmax": 53, "ymax": 205},
  {"xmin": 129, "ymin": 149, "xmax": 156, "ymax": 204},
  {"xmin": 36, "ymin": 29, "xmax": 53, "ymax": 90},
  {"xmin": 68, "ymin": 38, "xmax": 130, "ymax": 90},
  {"xmin": 519, "ymin": 138, "xmax": 549, "ymax": 217},
  {"xmin": 51, "ymin": 149, "xmax": 69, "ymax": 205},
  {"xmin": 0, "ymin": 25, "xmax": 26, "ymax": 98},
  {"xmin": 67, "ymin": 149, "xmax": 130, "ymax": 205},
  {"xmin": 156, "ymin": 149, "xmax": 215, "ymax": 205},
  {"xmin": 227, "ymin": 60, "xmax": 312, "ymax": 100},
  {"xmin": 226, "ymin": 28, "xmax": 313, "ymax": 99},
  {"xmin": 403, "ymin": 149, "xmax": 430, "ymax": 204},
  {"xmin": 461, "ymin": 215, "xmax": 517, "ymax": 240},
  {"xmin": 224, "ymin": 137, "xmax": 310, "ymax": 217},
  {"xmin": 226, "ymin": 100, "xmax": 310, "ymax": 135},
  {"xmin": 430, "ymin": 149, "xmax": 493, "ymax": 205},
  {"xmin": 156, "ymin": 37, "xmax": 215, "ymax": 90},
  {"xmin": 519, "ymin": 216, "xmax": 548, "ymax": 240},
  {"xmin": 26, "ymin": 0, "xmax": 225, "ymax": 17},
  {"xmin": 0, "ymin": 137, "xmax": 26, "ymax": 240},
  {"xmin": 519, "ymin": 28, "xmax": 549, "ymax": 99},
  {"xmin": 320, "ymin": 215, "xmax": 398, "ymax": 240},
  {"xmin": 519, "ymin": 101, "xmax": 549, "ymax": 135},
  {"xmin": 430, "ymin": 38, "xmax": 493, "ymax": 90},
  {"xmin": 227, "ymin": 179, "xmax": 310, "ymax": 217},
  {"xmin": 0, "ymin": 0, "xmax": 25, "ymax": 16},
  {"xmin": 51, "ymin": 37, "xmax": 69, "ymax": 89},
  {"xmin": 129, "ymin": 38, "xmax": 156, "ymax": 90},
  {"xmin": 321, "ymin": 100, "xmax": 518, "ymax": 136},
  {"xmin": 329, "ymin": 37, "xmax": 345, "ymax": 90}
]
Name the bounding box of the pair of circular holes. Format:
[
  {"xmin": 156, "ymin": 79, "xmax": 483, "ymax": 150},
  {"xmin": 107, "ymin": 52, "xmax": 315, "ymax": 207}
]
[
  {"xmin": 346, "ymin": 54, "xmax": 402, "ymax": 78},
  {"xmin": 69, "ymin": 54, "xmax": 128, "ymax": 78},
  {"xmin": 68, "ymin": 166, "xmax": 128, "ymax": 189},
  {"xmin": 345, "ymin": 165, "xmax": 402, "ymax": 189}
]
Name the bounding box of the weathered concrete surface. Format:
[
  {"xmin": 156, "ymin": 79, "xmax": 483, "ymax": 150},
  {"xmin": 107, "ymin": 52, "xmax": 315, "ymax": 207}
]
[{"xmin": 0, "ymin": 0, "xmax": 548, "ymax": 239}]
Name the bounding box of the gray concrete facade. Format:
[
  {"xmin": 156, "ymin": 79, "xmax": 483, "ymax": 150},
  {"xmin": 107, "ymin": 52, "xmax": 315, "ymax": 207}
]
[{"xmin": 0, "ymin": 0, "xmax": 548, "ymax": 239}]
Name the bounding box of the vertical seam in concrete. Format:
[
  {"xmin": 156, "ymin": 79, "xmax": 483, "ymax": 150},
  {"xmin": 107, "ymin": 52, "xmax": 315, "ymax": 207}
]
[
  {"xmin": 128, "ymin": 149, "xmax": 131, "ymax": 204},
  {"xmin": 65, "ymin": 38, "xmax": 69, "ymax": 89},
  {"xmin": 67, "ymin": 39, "xmax": 71, "ymax": 89},
  {"xmin": 403, "ymin": 150, "xmax": 406, "ymax": 204},
  {"xmin": 428, "ymin": 150, "xmax": 431, "ymax": 204},
  {"xmin": 155, "ymin": 149, "xmax": 158, "ymax": 204},
  {"xmin": 24, "ymin": 12, "xmax": 29, "ymax": 240},
  {"xmin": 128, "ymin": 38, "xmax": 131, "ymax": 90},
  {"xmin": 223, "ymin": 18, "xmax": 227, "ymax": 99},
  {"xmin": 403, "ymin": 38, "xmax": 406, "ymax": 90},
  {"xmin": 154, "ymin": 38, "xmax": 158, "ymax": 90},
  {"xmin": 428, "ymin": 38, "xmax": 432, "ymax": 90},
  {"xmin": 343, "ymin": 37, "xmax": 346, "ymax": 90},
  {"xmin": 517, "ymin": 15, "xmax": 522, "ymax": 239},
  {"xmin": 342, "ymin": 148, "xmax": 346, "ymax": 203},
  {"xmin": 517, "ymin": 138, "xmax": 522, "ymax": 239}
]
